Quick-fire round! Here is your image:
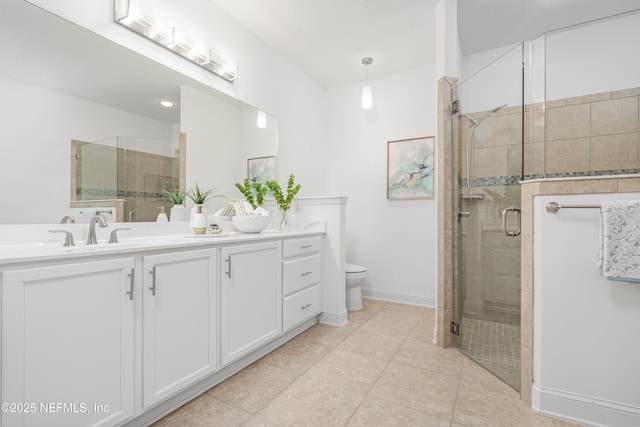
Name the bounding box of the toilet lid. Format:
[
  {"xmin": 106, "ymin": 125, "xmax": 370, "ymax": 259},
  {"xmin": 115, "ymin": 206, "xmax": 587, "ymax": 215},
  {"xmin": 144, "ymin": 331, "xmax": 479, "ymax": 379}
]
[{"xmin": 346, "ymin": 263, "xmax": 366, "ymax": 273}]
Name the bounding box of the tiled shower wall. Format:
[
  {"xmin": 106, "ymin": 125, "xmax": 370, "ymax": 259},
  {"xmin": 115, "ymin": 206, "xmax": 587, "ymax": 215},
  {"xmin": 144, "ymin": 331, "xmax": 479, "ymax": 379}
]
[
  {"xmin": 459, "ymin": 86, "xmax": 640, "ymax": 183},
  {"xmin": 455, "ymin": 86, "xmax": 640, "ymax": 325},
  {"xmin": 542, "ymin": 87, "xmax": 640, "ymax": 176},
  {"xmin": 72, "ymin": 142, "xmax": 179, "ymax": 222}
]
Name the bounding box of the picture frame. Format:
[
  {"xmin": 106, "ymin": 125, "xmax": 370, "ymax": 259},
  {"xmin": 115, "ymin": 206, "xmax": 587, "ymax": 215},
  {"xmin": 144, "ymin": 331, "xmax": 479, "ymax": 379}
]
[
  {"xmin": 387, "ymin": 136, "xmax": 435, "ymax": 199},
  {"xmin": 247, "ymin": 155, "xmax": 277, "ymax": 185}
]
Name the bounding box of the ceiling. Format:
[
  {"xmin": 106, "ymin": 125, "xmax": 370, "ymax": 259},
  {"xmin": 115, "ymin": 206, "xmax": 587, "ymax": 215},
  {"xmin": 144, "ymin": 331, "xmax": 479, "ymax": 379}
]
[{"xmin": 213, "ymin": 0, "xmax": 640, "ymax": 89}]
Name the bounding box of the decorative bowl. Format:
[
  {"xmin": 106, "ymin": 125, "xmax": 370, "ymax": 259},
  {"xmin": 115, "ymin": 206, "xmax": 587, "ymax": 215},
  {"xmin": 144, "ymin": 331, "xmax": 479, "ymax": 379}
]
[{"xmin": 232, "ymin": 214, "xmax": 271, "ymax": 233}]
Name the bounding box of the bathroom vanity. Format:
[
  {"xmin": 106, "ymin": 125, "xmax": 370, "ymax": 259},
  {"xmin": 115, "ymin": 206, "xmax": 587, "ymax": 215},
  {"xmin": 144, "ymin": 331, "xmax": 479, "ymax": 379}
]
[{"xmin": 0, "ymin": 226, "xmax": 329, "ymax": 427}]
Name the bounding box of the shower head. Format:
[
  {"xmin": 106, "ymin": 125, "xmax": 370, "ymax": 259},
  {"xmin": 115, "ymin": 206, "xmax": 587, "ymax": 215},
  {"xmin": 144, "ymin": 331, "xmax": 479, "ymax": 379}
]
[{"xmin": 459, "ymin": 103, "xmax": 508, "ymax": 127}]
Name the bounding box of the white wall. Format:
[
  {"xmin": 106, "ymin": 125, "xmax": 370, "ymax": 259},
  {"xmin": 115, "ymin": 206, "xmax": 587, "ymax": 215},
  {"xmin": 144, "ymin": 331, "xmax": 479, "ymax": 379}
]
[
  {"xmin": 326, "ymin": 65, "xmax": 438, "ymax": 307},
  {"xmin": 29, "ymin": 0, "xmax": 328, "ymax": 196},
  {"xmin": 533, "ymin": 193, "xmax": 640, "ymax": 426},
  {"xmin": 180, "ymin": 85, "xmax": 243, "ymax": 213},
  {"xmin": 546, "ymin": 11, "xmax": 640, "ymax": 101},
  {"xmin": 459, "ymin": 43, "xmax": 522, "ymax": 114},
  {"xmin": 459, "ymin": 11, "xmax": 640, "ymax": 113},
  {"xmin": 0, "ymin": 75, "xmax": 174, "ymax": 224}
]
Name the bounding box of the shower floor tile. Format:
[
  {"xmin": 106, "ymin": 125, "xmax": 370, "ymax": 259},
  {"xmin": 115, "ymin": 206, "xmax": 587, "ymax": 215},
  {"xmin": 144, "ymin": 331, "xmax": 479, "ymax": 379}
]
[{"xmin": 460, "ymin": 317, "xmax": 521, "ymax": 390}]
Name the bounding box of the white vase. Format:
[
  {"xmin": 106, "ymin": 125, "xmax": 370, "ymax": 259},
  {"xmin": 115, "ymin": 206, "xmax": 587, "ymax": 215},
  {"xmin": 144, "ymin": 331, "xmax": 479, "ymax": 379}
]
[
  {"xmin": 170, "ymin": 204, "xmax": 187, "ymax": 222},
  {"xmin": 192, "ymin": 205, "xmax": 207, "ymax": 235},
  {"xmin": 189, "ymin": 204, "xmax": 208, "ymax": 230}
]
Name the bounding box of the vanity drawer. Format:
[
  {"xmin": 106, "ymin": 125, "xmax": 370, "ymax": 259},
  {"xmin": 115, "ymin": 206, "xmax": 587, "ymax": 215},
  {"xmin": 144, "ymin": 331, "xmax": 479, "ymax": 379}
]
[
  {"xmin": 283, "ymin": 284, "xmax": 320, "ymax": 331},
  {"xmin": 283, "ymin": 236, "xmax": 322, "ymax": 258},
  {"xmin": 283, "ymin": 254, "xmax": 321, "ymax": 296}
]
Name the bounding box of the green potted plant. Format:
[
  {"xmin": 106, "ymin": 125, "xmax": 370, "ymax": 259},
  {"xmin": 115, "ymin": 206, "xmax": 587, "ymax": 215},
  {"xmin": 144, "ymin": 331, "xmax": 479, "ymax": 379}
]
[
  {"xmin": 235, "ymin": 179, "xmax": 268, "ymax": 210},
  {"xmin": 232, "ymin": 179, "xmax": 271, "ymax": 233},
  {"xmin": 187, "ymin": 183, "xmax": 222, "ymax": 234},
  {"xmin": 265, "ymin": 174, "xmax": 301, "ymax": 230},
  {"xmin": 187, "ymin": 183, "xmax": 218, "ymax": 205},
  {"xmin": 162, "ymin": 189, "xmax": 187, "ymax": 222}
]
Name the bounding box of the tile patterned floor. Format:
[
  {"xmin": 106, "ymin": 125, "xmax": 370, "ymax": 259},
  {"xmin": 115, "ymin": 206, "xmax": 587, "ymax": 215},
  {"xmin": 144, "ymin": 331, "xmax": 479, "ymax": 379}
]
[
  {"xmin": 153, "ymin": 300, "xmax": 581, "ymax": 427},
  {"xmin": 459, "ymin": 317, "xmax": 521, "ymax": 390}
]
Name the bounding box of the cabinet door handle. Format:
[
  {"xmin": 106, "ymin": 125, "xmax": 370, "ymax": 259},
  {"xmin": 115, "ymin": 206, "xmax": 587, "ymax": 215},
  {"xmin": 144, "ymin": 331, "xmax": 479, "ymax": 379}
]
[
  {"xmin": 301, "ymin": 303, "xmax": 312, "ymax": 310},
  {"xmin": 225, "ymin": 256, "xmax": 231, "ymax": 278},
  {"xmin": 149, "ymin": 266, "xmax": 157, "ymax": 296},
  {"xmin": 127, "ymin": 268, "xmax": 134, "ymax": 301},
  {"xmin": 301, "ymin": 271, "xmax": 313, "ymax": 277},
  {"xmin": 301, "ymin": 244, "xmax": 313, "ymax": 249}
]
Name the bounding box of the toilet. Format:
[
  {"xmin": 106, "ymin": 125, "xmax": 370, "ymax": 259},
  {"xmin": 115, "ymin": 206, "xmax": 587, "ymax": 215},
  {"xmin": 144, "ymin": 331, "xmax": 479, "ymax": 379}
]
[{"xmin": 345, "ymin": 263, "xmax": 367, "ymax": 311}]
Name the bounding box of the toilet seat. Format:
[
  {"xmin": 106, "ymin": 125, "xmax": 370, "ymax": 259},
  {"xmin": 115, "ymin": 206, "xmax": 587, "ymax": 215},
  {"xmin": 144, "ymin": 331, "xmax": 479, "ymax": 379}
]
[
  {"xmin": 346, "ymin": 263, "xmax": 367, "ymax": 273},
  {"xmin": 345, "ymin": 263, "xmax": 367, "ymax": 285}
]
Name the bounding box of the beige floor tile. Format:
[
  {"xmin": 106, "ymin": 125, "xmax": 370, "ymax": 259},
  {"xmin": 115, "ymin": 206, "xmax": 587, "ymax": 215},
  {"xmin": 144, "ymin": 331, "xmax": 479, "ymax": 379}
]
[
  {"xmin": 206, "ymin": 363, "xmax": 297, "ymax": 414},
  {"xmin": 392, "ymin": 339, "xmax": 464, "ymax": 378},
  {"xmin": 338, "ymin": 327, "xmax": 406, "ymax": 361},
  {"xmin": 554, "ymin": 419, "xmax": 587, "ymax": 427},
  {"xmin": 377, "ymin": 302, "xmax": 428, "ymax": 321},
  {"xmin": 363, "ymin": 313, "xmax": 419, "ymax": 338},
  {"xmin": 243, "ymin": 376, "xmax": 365, "ymax": 427},
  {"xmin": 346, "ymin": 309, "xmax": 374, "ymax": 327},
  {"xmin": 407, "ymin": 319, "xmax": 435, "ymax": 343},
  {"xmin": 297, "ymin": 322, "xmax": 353, "ymax": 347},
  {"xmin": 151, "ymin": 394, "xmax": 251, "ymax": 427},
  {"xmin": 454, "ymin": 359, "xmax": 556, "ymax": 427},
  {"xmin": 370, "ymin": 362, "xmax": 458, "ymax": 420},
  {"xmin": 360, "ymin": 298, "xmax": 386, "ymax": 314},
  {"xmin": 260, "ymin": 336, "xmax": 331, "ymax": 374},
  {"xmin": 346, "ymin": 395, "xmax": 450, "ymax": 426},
  {"xmin": 302, "ymin": 349, "xmax": 388, "ymax": 394}
]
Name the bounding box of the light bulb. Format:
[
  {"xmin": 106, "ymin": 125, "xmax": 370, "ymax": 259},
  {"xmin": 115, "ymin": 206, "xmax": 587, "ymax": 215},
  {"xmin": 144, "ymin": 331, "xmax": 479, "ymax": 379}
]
[
  {"xmin": 361, "ymin": 86, "xmax": 373, "ymax": 110},
  {"xmin": 257, "ymin": 111, "xmax": 267, "ymax": 128}
]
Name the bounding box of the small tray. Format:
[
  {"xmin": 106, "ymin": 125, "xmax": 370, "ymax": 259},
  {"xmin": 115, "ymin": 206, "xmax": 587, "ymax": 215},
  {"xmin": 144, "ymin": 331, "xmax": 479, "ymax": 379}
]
[{"xmin": 184, "ymin": 233, "xmax": 229, "ymax": 238}]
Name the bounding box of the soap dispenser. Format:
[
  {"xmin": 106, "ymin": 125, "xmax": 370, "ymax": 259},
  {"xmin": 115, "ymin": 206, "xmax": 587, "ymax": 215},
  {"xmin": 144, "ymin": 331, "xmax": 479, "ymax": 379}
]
[{"xmin": 156, "ymin": 206, "xmax": 169, "ymax": 222}]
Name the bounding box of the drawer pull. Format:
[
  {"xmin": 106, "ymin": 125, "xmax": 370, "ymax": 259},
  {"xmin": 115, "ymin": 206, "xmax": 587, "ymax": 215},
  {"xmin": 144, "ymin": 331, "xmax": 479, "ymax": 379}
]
[
  {"xmin": 301, "ymin": 271, "xmax": 313, "ymax": 277},
  {"xmin": 301, "ymin": 303, "xmax": 312, "ymax": 310},
  {"xmin": 301, "ymin": 244, "xmax": 313, "ymax": 249}
]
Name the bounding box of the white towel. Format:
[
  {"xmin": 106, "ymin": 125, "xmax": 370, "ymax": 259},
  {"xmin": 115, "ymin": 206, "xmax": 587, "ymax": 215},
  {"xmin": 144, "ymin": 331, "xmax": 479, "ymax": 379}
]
[{"xmin": 597, "ymin": 200, "xmax": 640, "ymax": 283}]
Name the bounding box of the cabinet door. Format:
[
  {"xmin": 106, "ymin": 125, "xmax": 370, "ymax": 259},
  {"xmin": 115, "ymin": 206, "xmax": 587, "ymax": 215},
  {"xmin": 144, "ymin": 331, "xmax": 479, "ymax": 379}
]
[
  {"xmin": 142, "ymin": 249, "xmax": 217, "ymax": 408},
  {"xmin": 1, "ymin": 258, "xmax": 135, "ymax": 427},
  {"xmin": 220, "ymin": 241, "xmax": 281, "ymax": 365}
]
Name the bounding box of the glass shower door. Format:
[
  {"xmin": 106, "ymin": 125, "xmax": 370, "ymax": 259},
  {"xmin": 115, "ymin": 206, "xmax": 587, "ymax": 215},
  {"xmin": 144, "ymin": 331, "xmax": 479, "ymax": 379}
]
[{"xmin": 451, "ymin": 43, "xmax": 523, "ymax": 391}]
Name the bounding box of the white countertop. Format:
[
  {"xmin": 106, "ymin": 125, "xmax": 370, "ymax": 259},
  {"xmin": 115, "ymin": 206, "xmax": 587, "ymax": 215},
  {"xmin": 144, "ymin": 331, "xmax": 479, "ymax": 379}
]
[{"xmin": 0, "ymin": 223, "xmax": 325, "ymax": 266}]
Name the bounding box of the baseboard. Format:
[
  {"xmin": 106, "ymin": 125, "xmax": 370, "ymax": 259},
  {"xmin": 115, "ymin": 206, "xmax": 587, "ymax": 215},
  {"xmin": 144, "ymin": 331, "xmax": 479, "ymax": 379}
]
[
  {"xmin": 361, "ymin": 287, "xmax": 436, "ymax": 308},
  {"xmin": 532, "ymin": 384, "xmax": 640, "ymax": 427},
  {"xmin": 319, "ymin": 309, "xmax": 348, "ymax": 326}
]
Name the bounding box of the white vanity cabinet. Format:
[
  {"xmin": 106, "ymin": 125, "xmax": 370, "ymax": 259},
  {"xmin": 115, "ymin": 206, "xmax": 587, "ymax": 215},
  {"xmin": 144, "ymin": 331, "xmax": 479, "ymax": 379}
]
[
  {"xmin": 220, "ymin": 241, "xmax": 282, "ymax": 365},
  {"xmin": 282, "ymin": 236, "xmax": 322, "ymax": 331},
  {"xmin": 141, "ymin": 249, "xmax": 217, "ymax": 409},
  {"xmin": 1, "ymin": 258, "xmax": 135, "ymax": 427}
]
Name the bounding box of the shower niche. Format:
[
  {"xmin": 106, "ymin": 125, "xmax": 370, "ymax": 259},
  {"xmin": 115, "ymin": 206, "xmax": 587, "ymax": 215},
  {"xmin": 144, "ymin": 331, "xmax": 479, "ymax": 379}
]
[{"xmin": 71, "ymin": 136, "xmax": 183, "ymax": 222}]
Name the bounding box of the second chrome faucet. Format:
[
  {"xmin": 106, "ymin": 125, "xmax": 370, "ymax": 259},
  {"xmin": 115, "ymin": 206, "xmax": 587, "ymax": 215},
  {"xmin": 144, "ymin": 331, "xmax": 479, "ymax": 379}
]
[{"xmin": 87, "ymin": 213, "xmax": 108, "ymax": 245}]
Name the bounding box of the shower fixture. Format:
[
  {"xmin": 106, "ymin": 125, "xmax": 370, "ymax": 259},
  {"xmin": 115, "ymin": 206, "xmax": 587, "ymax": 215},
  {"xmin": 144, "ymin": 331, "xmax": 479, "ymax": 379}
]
[{"xmin": 460, "ymin": 104, "xmax": 507, "ymax": 200}]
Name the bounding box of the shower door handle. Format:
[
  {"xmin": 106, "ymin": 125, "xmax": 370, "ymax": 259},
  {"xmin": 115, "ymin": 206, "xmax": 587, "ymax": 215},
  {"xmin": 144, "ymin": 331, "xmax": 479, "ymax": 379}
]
[{"xmin": 502, "ymin": 206, "xmax": 521, "ymax": 237}]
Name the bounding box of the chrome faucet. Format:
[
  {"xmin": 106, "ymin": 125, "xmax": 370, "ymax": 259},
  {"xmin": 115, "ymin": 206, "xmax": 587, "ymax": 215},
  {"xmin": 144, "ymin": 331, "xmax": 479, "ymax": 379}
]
[{"xmin": 87, "ymin": 213, "xmax": 108, "ymax": 245}]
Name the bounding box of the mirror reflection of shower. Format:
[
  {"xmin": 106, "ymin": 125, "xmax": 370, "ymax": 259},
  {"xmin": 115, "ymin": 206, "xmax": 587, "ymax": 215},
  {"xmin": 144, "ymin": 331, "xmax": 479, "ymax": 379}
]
[{"xmin": 459, "ymin": 104, "xmax": 507, "ymax": 200}]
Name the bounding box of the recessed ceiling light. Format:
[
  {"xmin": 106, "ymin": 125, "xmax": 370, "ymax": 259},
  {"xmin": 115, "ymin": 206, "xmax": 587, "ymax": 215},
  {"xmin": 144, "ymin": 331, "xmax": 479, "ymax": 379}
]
[{"xmin": 159, "ymin": 100, "xmax": 174, "ymax": 108}]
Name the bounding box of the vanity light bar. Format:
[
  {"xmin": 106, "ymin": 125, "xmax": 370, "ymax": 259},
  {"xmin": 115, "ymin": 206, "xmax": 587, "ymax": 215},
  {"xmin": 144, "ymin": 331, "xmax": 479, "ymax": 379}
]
[{"xmin": 113, "ymin": 0, "xmax": 239, "ymax": 82}]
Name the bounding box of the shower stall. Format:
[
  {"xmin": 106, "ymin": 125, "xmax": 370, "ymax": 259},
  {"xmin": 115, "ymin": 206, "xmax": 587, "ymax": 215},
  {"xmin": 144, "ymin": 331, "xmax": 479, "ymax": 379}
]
[
  {"xmin": 72, "ymin": 136, "xmax": 182, "ymax": 222},
  {"xmin": 451, "ymin": 43, "xmax": 526, "ymax": 391},
  {"xmin": 448, "ymin": 8, "xmax": 640, "ymax": 393}
]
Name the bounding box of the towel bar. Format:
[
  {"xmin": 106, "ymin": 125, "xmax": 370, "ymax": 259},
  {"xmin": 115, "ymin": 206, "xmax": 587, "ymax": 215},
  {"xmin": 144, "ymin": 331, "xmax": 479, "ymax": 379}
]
[{"xmin": 545, "ymin": 201, "xmax": 601, "ymax": 213}]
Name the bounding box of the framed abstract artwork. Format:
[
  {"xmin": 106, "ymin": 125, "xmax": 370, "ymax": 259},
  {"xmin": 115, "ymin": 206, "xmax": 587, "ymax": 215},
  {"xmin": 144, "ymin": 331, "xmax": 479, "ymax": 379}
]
[
  {"xmin": 247, "ymin": 155, "xmax": 277, "ymax": 184},
  {"xmin": 387, "ymin": 136, "xmax": 435, "ymax": 199}
]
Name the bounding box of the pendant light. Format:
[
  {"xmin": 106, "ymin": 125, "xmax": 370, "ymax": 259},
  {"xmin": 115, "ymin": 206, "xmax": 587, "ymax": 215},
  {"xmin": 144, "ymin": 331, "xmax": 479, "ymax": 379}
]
[{"xmin": 361, "ymin": 57, "xmax": 373, "ymax": 110}]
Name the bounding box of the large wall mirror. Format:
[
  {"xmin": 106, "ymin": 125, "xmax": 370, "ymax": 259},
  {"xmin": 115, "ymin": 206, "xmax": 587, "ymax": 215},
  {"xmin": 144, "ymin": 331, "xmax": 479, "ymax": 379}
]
[{"xmin": 0, "ymin": 0, "xmax": 278, "ymax": 224}]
